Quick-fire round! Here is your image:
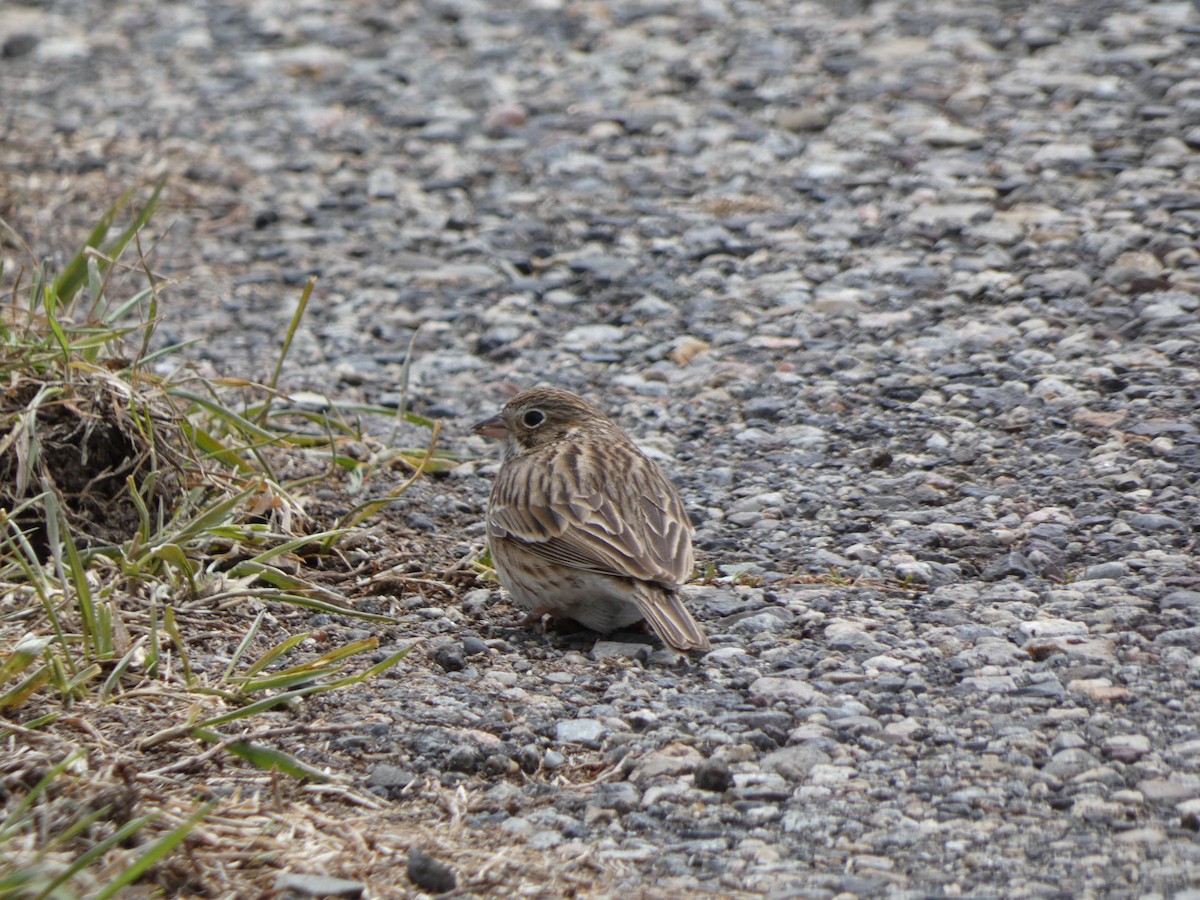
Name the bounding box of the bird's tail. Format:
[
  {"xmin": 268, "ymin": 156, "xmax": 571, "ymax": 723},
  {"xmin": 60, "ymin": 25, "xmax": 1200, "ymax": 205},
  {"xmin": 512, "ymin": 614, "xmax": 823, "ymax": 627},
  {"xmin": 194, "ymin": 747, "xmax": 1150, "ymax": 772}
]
[{"xmin": 634, "ymin": 585, "xmax": 710, "ymax": 653}]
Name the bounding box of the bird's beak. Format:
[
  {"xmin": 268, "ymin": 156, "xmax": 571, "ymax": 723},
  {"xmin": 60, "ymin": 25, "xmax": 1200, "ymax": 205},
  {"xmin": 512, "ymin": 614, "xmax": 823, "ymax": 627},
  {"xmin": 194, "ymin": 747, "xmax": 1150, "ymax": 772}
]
[{"xmin": 473, "ymin": 414, "xmax": 510, "ymax": 439}]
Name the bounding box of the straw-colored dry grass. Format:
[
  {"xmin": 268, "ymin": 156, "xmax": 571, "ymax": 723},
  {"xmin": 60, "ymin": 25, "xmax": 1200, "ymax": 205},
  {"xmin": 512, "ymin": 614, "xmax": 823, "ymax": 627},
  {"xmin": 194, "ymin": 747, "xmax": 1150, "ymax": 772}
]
[
  {"xmin": 1, "ymin": 624, "xmax": 624, "ymax": 899},
  {"xmin": 0, "ymin": 189, "xmax": 550, "ymax": 898}
]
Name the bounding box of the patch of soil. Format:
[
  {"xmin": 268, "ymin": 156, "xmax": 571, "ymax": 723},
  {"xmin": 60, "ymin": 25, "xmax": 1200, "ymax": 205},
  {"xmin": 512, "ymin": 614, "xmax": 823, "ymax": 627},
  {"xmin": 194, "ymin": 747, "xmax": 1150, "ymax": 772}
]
[{"xmin": 0, "ymin": 373, "xmax": 185, "ymax": 556}]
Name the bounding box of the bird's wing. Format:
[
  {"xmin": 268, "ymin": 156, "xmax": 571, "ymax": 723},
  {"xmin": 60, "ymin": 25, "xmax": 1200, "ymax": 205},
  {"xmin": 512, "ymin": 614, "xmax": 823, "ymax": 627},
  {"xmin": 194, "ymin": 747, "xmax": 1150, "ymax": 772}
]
[{"xmin": 487, "ymin": 437, "xmax": 693, "ymax": 587}]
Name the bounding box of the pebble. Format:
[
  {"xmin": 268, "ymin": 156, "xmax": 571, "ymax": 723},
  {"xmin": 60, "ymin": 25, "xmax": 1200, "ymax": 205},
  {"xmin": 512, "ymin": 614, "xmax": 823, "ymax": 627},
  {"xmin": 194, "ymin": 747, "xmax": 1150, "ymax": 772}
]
[
  {"xmin": 432, "ymin": 643, "xmax": 466, "ymax": 672},
  {"xmin": 365, "ymin": 764, "xmax": 416, "ymax": 796},
  {"xmin": 1129, "ymin": 513, "xmax": 1188, "ymax": 533},
  {"xmin": 591, "ymin": 640, "xmax": 652, "ymax": 661},
  {"xmin": 693, "ymin": 759, "xmax": 734, "ymax": 793},
  {"xmin": 1139, "ymin": 780, "xmax": 1198, "ymax": 803},
  {"xmin": 556, "ymin": 719, "xmax": 606, "ymax": 746},
  {"xmin": 749, "ymin": 677, "xmax": 818, "ymax": 705},
  {"xmin": 274, "ymin": 874, "xmax": 364, "ymax": 899},
  {"xmin": 1155, "ymin": 627, "xmax": 1200, "ymax": 651},
  {"xmin": 760, "ymin": 746, "xmax": 831, "ymax": 781},
  {"xmin": 461, "ymin": 636, "xmax": 489, "ymax": 656},
  {"xmin": 407, "ymin": 848, "xmax": 456, "ymax": 894},
  {"xmin": 1102, "ymin": 735, "xmax": 1152, "ymax": 764}
]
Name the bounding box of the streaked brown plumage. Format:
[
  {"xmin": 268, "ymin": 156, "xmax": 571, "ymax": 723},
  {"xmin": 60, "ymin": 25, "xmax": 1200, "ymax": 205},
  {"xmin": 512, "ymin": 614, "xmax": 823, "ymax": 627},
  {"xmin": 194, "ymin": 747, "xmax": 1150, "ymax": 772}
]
[{"xmin": 473, "ymin": 387, "xmax": 710, "ymax": 653}]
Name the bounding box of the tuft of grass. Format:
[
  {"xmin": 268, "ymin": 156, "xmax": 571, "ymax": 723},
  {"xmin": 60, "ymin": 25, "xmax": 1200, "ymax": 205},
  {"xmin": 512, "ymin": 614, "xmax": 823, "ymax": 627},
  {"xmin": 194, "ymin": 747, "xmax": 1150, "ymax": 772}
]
[{"xmin": 0, "ymin": 186, "xmax": 443, "ymax": 894}]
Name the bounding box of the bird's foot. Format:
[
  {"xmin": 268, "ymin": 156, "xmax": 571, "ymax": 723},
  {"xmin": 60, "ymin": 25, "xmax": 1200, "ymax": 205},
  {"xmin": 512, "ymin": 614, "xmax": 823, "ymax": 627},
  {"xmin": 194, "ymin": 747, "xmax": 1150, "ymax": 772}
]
[{"xmin": 509, "ymin": 609, "xmax": 552, "ymax": 629}]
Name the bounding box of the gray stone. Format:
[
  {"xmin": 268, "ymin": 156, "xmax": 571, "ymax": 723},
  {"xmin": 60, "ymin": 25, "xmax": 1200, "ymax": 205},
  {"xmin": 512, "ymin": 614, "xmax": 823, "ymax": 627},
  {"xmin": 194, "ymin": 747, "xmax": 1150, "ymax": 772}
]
[
  {"xmin": 592, "ymin": 781, "xmax": 640, "ymax": 812},
  {"xmin": 1154, "ymin": 627, "xmax": 1200, "ymax": 650},
  {"xmin": 750, "ymin": 676, "xmax": 818, "ymax": 704},
  {"xmin": 1103, "ymin": 735, "xmax": 1152, "ymax": 764},
  {"xmin": 275, "ymin": 874, "xmax": 365, "ymax": 899},
  {"xmin": 1081, "ymin": 562, "xmax": 1129, "ymax": 580},
  {"xmin": 591, "ymin": 640, "xmax": 652, "ymax": 661},
  {"xmin": 1129, "ymin": 513, "xmax": 1188, "ymax": 533},
  {"xmin": 366, "ymin": 764, "xmax": 416, "ymax": 792},
  {"xmin": 760, "ymin": 745, "xmax": 832, "ymax": 781},
  {"xmin": 1044, "ymin": 749, "xmax": 1101, "ymax": 779},
  {"xmin": 556, "ymin": 719, "xmax": 607, "ymax": 745}
]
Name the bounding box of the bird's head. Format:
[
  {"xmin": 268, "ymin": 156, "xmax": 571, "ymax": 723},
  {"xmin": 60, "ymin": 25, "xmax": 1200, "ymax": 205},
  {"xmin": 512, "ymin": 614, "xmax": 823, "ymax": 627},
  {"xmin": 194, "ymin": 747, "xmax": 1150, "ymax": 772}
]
[{"xmin": 473, "ymin": 387, "xmax": 609, "ymax": 456}]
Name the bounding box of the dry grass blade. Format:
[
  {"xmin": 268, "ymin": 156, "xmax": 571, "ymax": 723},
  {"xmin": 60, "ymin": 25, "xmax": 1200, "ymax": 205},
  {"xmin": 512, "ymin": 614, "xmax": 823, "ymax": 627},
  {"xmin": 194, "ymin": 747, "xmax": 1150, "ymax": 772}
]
[{"xmin": 259, "ymin": 274, "xmax": 316, "ymax": 425}]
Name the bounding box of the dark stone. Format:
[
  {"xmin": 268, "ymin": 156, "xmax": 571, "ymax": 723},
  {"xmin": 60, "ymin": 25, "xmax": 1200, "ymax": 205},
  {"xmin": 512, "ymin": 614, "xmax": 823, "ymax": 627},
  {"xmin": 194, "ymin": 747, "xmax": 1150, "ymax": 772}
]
[
  {"xmin": 462, "ymin": 635, "xmax": 489, "ymax": 656},
  {"xmin": 407, "ymin": 848, "xmax": 457, "ymax": 894},
  {"xmin": 1162, "ymin": 591, "xmax": 1200, "ymax": 611},
  {"xmin": 434, "ymin": 644, "xmax": 466, "ymax": 672},
  {"xmin": 365, "ymin": 764, "xmax": 416, "ymax": 792},
  {"xmin": 406, "ymin": 512, "xmax": 437, "ymax": 531},
  {"xmin": 694, "ymin": 758, "xmax": 734, "ymax": 793},
  {"xmin": 1129, "ymin": 513, "xmax": 1188, "ymax": 533},
  {"xmin": 445, "ymin": 744, "xmax": 483, "ymax": 773}
]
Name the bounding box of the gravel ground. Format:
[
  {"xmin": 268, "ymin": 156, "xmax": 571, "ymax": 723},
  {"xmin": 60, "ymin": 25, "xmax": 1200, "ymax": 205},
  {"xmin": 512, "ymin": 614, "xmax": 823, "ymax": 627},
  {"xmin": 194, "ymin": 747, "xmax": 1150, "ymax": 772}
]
[{"xmin": 4, "ymin": 0, "xmax": 1200, "ymax": 896}]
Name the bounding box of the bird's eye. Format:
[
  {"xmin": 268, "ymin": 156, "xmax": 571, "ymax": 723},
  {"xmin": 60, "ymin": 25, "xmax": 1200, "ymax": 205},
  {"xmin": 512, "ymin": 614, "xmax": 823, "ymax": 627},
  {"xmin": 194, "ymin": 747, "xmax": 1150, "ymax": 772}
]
[{"xmin": 522, "ymin": 409, "xmax": 545, "ymax": 428}]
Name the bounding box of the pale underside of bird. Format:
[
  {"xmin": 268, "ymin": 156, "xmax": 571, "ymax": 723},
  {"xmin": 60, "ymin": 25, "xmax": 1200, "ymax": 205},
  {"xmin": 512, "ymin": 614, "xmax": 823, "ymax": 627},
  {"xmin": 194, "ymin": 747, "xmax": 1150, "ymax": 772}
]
[{"xmin": 474, "ymin": 387, "xmax": 710, "ymax": 653}]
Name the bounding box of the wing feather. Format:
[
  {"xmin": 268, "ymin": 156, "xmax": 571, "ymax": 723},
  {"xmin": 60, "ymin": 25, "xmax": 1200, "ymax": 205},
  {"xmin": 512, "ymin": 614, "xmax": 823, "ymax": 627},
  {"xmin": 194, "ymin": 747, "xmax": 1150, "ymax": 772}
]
[{"xmin": 488, "ymin": 434, "xmax": 693, "ymax": 587}]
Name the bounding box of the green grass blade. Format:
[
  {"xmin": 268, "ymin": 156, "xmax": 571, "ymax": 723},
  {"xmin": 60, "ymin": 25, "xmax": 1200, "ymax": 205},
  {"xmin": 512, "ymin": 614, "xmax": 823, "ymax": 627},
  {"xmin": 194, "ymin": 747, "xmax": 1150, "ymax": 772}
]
[
  {"xmin": 249, "ymin": 592, "xmax": 398, "ymax": 623},
  {"xmin": 0, "ymin": 712, "xmax": 58, "ymax": 741},
  {"xmin": 146, "ymin": 542, "xmax": 196, "ymax": 581},
  {"xmin": 0, "ymin": 664, "xmax": 52, "ymax": 712},
  {"xmin": 133, "ymin": 337, "xmax": 196, "ymax": 368},
  {"xmin": 102, "ymin": 285, "xmax": 155, "ymax": 324},
  {"xmin": 192, "ymin": 728, "xmax": 331, "ymax": 780},
  {"xmin": 57, "ymin": 501, "xmax": 100, "ymax": 658},
  {"xmin": 258, "ymin": 276, "xmax": 316, "ymax": 425},
  {"xmin": 235, "ymin": 637, "xmax": 378, "ymax": 692},
  {"xmin": 63, "ymin": 663, "xmax": 101, "ymax": 697},
  {"xmin": 0, "ymin": 751, "xmax": 82, "ymax": 840},
  {"xmin": 195, "ymin": 643, "xmax": 412, "ymax": 730},
  {"xmin": 100, "ymin": 638, "xmax": 146, "ymax": 701},
  {"xmin": 50, "ymin": 179, "xmax": 164, "ymax": 305},
  {"xmin": 49, "ymin": 200, "xmax": 117, "ymax": 304},
  {"xmin": 224, "ymin": 560, "xmax": 340, "ymax": 596},
  {"xmin": 354, "ymin": 642, "xmax": 416, "ymax": 679},
  {"xmin": 91, "ymin": 801, "xmax": 213, "ymax": 900},
  {"xmin": 168, "ymin": 388, "xmax": 282, "ymax": 444},
  {"xmin": 191, "ymin": 685, "xmax": 320, "ymax": 728},
  {"xmin": 294, "ymin": 637, "xmax": 378, "ymax": 670},
  {"xmin": 146, "ymin": 595, "xmax": 160, "ymax": 679},
  {"xmin": 221, "ymin": 610, "xmax": 265, "ymax": 683},
  {"xmin": 31, "ymin": 806, "xmax": 114, "ymax": 899},
  {"xmin": 145, "ymin": 484, "xmax": 260, "ymax": 552},
  {"xmin": 0, "ymin": 634, "xmax": 55, "ymax": 686},
  {"xmin": 95, "ymin": 601, "xmax": 114, "ymax": 658},
  {"xmin": 1, "ymin": 510, "xmax": 78, "ymax": 677},
  {"xmin": 239, "ymin": 631, "xmax": 310, "ymax": 678},
  {"xmin": 236, "ymin": 666, "xmax": 340, "ymax": 693},
  {"xmin": 127, "ymin": 473, "xmax": 153, "ymax": 544},
  {"xmin": 43, "ymin": 287, "xmax": 72, "ymax": 363},
  {"xmin": 163, "ymin": 606, "xmax": 194, "ymax": 686},
  {"xmin": 240, "ymin": 530, "xmax": 351, "ymax": 566}
]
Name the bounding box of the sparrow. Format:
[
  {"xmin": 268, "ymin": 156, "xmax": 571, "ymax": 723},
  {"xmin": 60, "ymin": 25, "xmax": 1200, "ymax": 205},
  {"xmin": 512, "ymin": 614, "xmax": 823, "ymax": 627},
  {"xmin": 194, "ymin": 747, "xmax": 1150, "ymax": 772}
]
[{"xmin": 473, "ymin": 387, "xmax": 710, "ymax": 652}]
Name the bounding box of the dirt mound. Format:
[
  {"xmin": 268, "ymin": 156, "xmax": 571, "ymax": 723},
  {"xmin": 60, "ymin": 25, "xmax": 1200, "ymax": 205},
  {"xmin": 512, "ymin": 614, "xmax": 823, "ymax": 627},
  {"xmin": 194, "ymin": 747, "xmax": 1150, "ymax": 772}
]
[{"xmin": 0, "ymin": 366, "xmax": 185, "ymax": 556}]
